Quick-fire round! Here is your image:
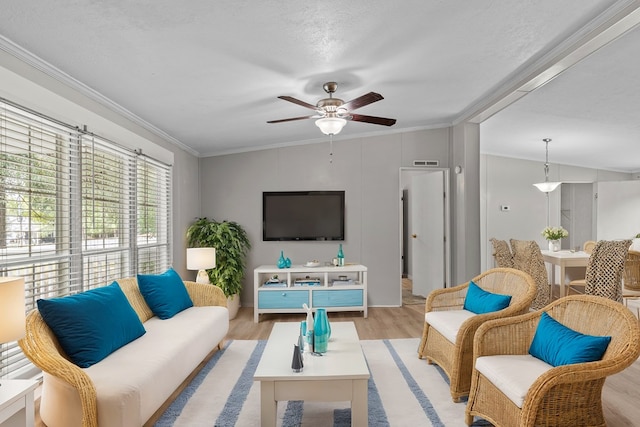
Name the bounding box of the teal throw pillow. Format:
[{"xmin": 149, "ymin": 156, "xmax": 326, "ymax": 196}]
[
  {"xmin": 463, "ymin": 281, "xmax": 512, "ymax": 314},
  {"xmin": 529, "ymin": 312, "xmax": 611, "ymax": 367},
  {"xmin": 37, "ymin": 282, "xmax": 146, "ymax": 368},
  {"xmin": 137, "ymin": 268, "xmax": 193, "ymax": 319}
]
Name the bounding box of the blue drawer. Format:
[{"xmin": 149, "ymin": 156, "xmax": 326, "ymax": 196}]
[
  {"xmin": 313, "ymin": 289, "xmax": 363, "ymax": 307},
  {"xmin": 258, "ymin": 289, "xmax": 309, "ymax": 309}
]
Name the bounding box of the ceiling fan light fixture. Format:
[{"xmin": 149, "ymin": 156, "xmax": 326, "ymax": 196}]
[{"xmin": 315, "ymin": 117, "xmax": 347, "ymax": 135}]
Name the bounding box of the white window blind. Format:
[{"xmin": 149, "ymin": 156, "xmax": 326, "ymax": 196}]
[
  {"xmin": 136, "ymin": 156, "xmax": 171, "ymax": 274},
  {"xmin": 0, "ymin": 99, "xmax": 173, "ymax": 379}
]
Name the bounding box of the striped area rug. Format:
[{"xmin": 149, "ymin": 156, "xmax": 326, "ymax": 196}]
[{"xmin": 155, "ymin": 338, "xmax": 490, "ymax": 426}]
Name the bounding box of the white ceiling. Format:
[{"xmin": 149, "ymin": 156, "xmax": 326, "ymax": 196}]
[{"xmin": 1, "ymin": 0, "xmax": 639, "ymax": 171}]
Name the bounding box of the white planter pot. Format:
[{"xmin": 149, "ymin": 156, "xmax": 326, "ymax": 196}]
[
  {"xmin": 227, "ymin": 294, "xmax": 240, "ymax": 320},
  {"xmin": 548, "ymin": 240, "xmax": 561, "ymax": 252}
]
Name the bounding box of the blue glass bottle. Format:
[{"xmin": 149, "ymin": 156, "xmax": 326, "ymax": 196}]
[
  {"xmin": 337, "ymin": 244, "xmax": 344, "ymax": 266},
  {"xmin": 313, "ymin": 308, "xmax": 330, "ymax": 353},
  {"xmin": 277, "ymin": 251, "xmax": 287, "ymax": 268}
]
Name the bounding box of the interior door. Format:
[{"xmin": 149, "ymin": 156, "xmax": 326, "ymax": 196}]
[{"xmin": 410, "ymin": 171, "xmax": 445, "ymax": 297}]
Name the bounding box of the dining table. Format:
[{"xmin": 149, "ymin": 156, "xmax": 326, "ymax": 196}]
[{"xmin": 541, "ymin": 249, "xmax": 591, "ymax": 299}]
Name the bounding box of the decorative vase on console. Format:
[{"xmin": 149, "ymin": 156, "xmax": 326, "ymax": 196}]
[
  {"xmin": 277, "ymin": 250, "xmax": 288, "ymax": 268},
  {"xmin": 542, "ymin": 226, "xmax": 568, "ymax": 252}
]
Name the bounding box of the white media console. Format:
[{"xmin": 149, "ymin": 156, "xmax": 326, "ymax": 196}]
[{"xmin": 253, "ymin": 264, "xmax": 368, "ymax": 323}]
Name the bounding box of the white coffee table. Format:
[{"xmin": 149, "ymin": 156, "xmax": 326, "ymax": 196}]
[{"xmin": 253, "ymin": 321, "xmax": 370, "ymax": 427}]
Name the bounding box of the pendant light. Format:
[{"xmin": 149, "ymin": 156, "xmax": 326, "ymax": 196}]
[{"xmin": 533, "ymin": 138, "xmax": 561, "ymax": 192}]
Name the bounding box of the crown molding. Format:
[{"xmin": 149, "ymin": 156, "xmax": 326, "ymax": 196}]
[{"xmin": 0, "ymin": 35, "xmax": 199, "ymax": 157}]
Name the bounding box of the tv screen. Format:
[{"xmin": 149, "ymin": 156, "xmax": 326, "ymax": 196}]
[{"xmin": 263, "ymin": 191, "xmax": 345, "ymax": 241}]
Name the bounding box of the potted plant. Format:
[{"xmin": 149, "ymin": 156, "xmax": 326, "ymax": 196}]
[
  {"xmin": 541, "ymin": 226, "xmax": 568, "ymax": 252},
  {"xmin": 186, "ymin": 217, "xmax": 251, "ymax": 320}
]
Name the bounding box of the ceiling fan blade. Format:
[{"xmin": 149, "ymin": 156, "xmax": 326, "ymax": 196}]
[
  {"xmin": 267, "ymin": 115, "xmax": 317, "ymax": 124},
  {"xmin": 278, "ymin": 96, "xmax": 319, "ymax": 111},
  {"xmin": 342, "ymin": 92, "xmax": 384, "ymax": 111},
  {"xmin": 349, "ymin": 114, "xmax": 396, "ymax": 127}
]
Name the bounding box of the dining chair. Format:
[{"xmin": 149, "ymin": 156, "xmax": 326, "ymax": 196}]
[
  {"xmin": 465, "ymin": 295, "xmax": 640, "ymax": 427},
  {"xmin": 418, "ymin": 268, "xmax": 536, "ymax": 402},
  {"xmin": 565, "ymin": 240, "xmax": 600, "ymax": 294},
  {"xmin": 490, "ymin": 238, "xmax": 514, "ymax": 268},
  {"xmin": 569, "ymin": 240, "xmax": 631, "ymax": 302},
  {"xmin": 510, "ymin": 239, "xmax": 550, "ymax": 309},
  {"xmin": 583, "ymin": 240, "xmax": 597, "ymax": 254}
]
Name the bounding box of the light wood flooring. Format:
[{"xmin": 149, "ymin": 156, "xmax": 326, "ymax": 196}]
[{"xmin": 38, "ymin": 302, "xmax": 640, "ymax": 426}]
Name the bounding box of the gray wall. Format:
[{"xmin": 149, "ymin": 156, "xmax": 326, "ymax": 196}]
[
  {"xmin": 480, "ymin": 153, "xmax": 632, "ymax": 271},
  {"xmin": 199, "ymin": 128, "xmax": 453, "ymax": 307}
]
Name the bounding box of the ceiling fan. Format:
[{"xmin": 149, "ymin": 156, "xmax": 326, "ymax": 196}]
[{"xmin": 267, "ymin": 82, "xmax": 396, "ymax": 135}]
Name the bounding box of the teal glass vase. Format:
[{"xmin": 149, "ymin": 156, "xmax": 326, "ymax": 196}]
[
  {"xmin": 277, "ymin": 251, "xmax": 287, "ymax": 268},
  {"xmin": 313, "ymin": 308, "xmax": 330, "ymax": 353},
  {"xmin": 337, "ymin": 244, "xmax": 344, "ymax": 266}
]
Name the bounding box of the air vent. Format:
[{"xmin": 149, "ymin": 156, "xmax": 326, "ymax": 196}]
[{"xmin": 413, "ymin": 160, "xmax": 439, "ymax": 167}]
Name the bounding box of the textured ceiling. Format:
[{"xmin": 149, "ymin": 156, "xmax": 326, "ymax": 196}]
[{"xmin": 1, "ymin": 0, "xmax": 639, "ymax": 172}]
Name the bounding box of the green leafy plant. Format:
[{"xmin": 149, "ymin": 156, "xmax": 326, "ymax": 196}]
[{"xmin": 186, "ymin": 218, "xmax": 251, "ymax": 298}]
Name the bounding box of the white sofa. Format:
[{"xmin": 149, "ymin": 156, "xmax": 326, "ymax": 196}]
[{"xmin": 19, "ymin": 277, "xmax": 229, "ymax": 427}]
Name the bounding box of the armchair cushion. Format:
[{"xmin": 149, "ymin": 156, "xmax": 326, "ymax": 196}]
[
  {"xmin": 137, "ymin": 268, "xmax": 193, "ymax": 319},
  {"xmin": 475, "ymin": 355, "xmax": 552, "ymax": 408},
  {"xmin": 529, "ymin": 312, "xmax": 611, "ymax": 367},
  {"xmin": 425, "ymin": 310, "xmax": 476, "ymax": 343},
  {"xmin": 37, "ymin": 282, "xmax": 146, "ymax": 368},
  {"xmin": 463, "ymin": 281, "xmax": 512, "ymax": 314}
]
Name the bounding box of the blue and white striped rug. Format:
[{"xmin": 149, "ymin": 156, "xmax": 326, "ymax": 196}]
[{"xmin": 155, "ymin": 338, "xmax": 490, "ymax": 426}]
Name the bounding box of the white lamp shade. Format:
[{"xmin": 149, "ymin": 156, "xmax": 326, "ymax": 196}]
[
  {"xmin": 186, "ymin": 248, "xmax": 216, "ymax": 270},
  {"xmin": 315, "ymin": 117, "xmax": 347, "ymax": 135},
  {"xmin": 0, "ymin": 277, "xmax": 26, "ymax": 343},
  {"xmin": 533, "ymin": 182, "xmax": 562, "ymax": 192}
]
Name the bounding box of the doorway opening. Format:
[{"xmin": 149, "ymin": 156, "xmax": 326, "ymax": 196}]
[{"xmin": 400, "ymin": 168, "xmax": 451, "ymax": 306}]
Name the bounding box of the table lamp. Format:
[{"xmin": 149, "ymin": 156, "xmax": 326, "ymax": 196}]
[
  {"xmin": 0, "ymin": 277, "xmax": 26, "ymax": 386},
  {"xmin": 186, "ymin": 248, "xmax": 216, "ymax": 284}
]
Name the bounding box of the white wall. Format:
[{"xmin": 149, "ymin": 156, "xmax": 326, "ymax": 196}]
[
  {"xmin": 481, "ymin": 154, "xmax": 632, "ymax": 270},
  {"xmin": 596, "ymin": 181, "xmax": 640, "ymax": 240},
  {"xmin": 199, "ymin": 128, "xmax": 452, "ymax": 307}
]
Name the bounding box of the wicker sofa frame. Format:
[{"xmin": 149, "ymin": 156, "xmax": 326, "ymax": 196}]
[
  {"xmin": 465, "ymin": 294, "xmax": 640, "ymax": 427},
  {"xmin": 18, "ymin": 278, "xmax": 228, "ymax": 427},
  {"xmin": 417, "ymin": 267, "xmax": 537, "ymax": 402}
]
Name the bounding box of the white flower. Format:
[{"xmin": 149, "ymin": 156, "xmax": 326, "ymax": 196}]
[{"xmin": 542, "ymin": 226, "xmax": 569, "ymax": 241}]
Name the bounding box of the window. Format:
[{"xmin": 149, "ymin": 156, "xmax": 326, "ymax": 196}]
[{"xmin": 0, "ymin": 100, "xmax": 172, "ymax": 378}]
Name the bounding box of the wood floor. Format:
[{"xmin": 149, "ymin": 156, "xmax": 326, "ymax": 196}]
[{"xmin": 38, "ymin": 301, "xmax": 640, "ymax": 426}]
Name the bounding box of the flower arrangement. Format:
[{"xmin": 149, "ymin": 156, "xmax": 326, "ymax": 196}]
[{"xmin": 542, "ymin": 226, "xmax": 569, "ymax": 241}]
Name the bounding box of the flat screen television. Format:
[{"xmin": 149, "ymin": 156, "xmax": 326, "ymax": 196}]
[{"xmin": 263, "ymin": 191, "xmax": 345, "ymax": 241}]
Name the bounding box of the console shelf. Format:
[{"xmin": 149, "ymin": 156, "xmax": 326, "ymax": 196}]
[{"xmin": 253, "ymin": 264, "xmax": 368, "ymax": 323}]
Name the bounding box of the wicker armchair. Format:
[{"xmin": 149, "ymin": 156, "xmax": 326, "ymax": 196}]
[
  {"xmin": 18, "ymin": 278, "xmax": 227, "ymax": 427},
  {"xmin": 490, "ymin": 238, "xmax": 514, "ymax": 268},
  {"xmin": 510, "ymin": 239, "xmax": 550, "ymax": 309},
  {"xmin": 623, "ymin": 250, "xmax": 640, "ymax": 291},
  {"xmin": 569, "ymin": 240, "xmax": 631, "ymax": 302},
  {"xmin": 417, "ymin": 268, "xmax": 536, "ymax": 402},
  {"xmin": 465, "ymin": 295, "xmax": 640, "ymax": 427}
]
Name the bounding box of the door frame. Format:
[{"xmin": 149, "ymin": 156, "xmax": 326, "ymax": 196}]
[{"xmin": 399, "ymin": 167, "xmax": 451, "ymax": 303}]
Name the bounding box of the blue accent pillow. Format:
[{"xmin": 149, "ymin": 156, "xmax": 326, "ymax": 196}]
[
  {"xmin": 137, "ymin": 268, "xmax": 193, "ymax": 319},
  {"xmin": 463, "ymin": 281, "xmax": 512, "ymax": 314},
  {"xmin": 529, "ymin": 312, "xmax": 611, "ymax": 367},
  {"xmin": 37, "ymin": 282, "xmax": 146, "ymax": 368}
]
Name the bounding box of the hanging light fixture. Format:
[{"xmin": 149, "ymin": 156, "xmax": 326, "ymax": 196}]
[
  {"xmin": 315, "ymin": 116, "xmax": 347, "ymax": 135},
  {"xmin": 533, "ymin": 138, "xmax": 561, "ymax": 192}
]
